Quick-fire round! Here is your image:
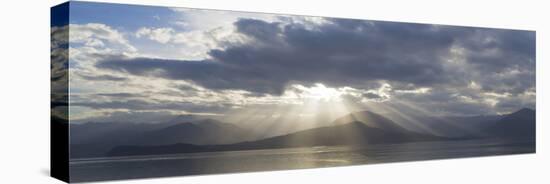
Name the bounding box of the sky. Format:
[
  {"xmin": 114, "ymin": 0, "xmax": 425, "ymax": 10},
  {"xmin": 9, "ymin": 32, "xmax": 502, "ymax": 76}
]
[{"xmin": 52, "ymin": 1, "xmax": 535, "ymax": 130}]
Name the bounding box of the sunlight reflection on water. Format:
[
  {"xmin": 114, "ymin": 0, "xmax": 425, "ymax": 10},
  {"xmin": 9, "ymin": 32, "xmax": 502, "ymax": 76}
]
[{"xmin": 70, "ymin": 139, "xmax": 534, "ymax": 182}]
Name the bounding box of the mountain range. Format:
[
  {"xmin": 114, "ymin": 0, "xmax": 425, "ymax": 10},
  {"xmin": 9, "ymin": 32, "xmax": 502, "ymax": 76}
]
[
  {"xmin": 70, "ymin": 108, "xmax": 536, "ymax": 158},
  {"xmin": 485, "ymin": 108, "xmax": 536, "ymax": 139},
  {"xmin": 70, "ymin": 119, "xmax": 254, "ymax": 158}
]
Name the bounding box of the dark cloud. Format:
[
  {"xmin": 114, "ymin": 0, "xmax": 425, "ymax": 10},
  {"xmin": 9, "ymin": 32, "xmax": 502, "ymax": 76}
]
[
  {"xmin": 96, "ymin": 93, "xmax": 143, "ymax": 98},
  {"xmin": 95, "ymin": 17, "xmax": 535, "ymax": 115},
  {"xmin": 459, "ymin": 29, "xmax": 535, "ymax": 71},
  {"xmin": 72, "ymin": 99, "xmax": 230, "ymax": 113},
  {"xmin": 78, "ymin": 73, "xmax": 128, "ymax": 81},
  {"xmin": 98, "ymin": 19, "xmax": 457, "ymax": 93},
  {"xmin": 452, "ymin": 28, "xmax": 536, "ymax": 95},
  {"xmin": 363, "ymin": 92, "xmax": 381, "ymax": 99},
  {"xmin": 235, "ymin": 19, "xmax": 283, "ymax": 44}
]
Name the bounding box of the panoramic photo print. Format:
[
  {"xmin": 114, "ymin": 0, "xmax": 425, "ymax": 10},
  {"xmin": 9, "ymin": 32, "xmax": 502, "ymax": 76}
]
[{"xmin": 51, "ymin": 1, "xmax": 535, "ymax": 182}]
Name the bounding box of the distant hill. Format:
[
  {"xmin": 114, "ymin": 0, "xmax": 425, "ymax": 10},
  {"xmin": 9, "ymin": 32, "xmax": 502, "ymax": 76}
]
[
  {"xmin": 70, "ymin": 114, "xmax": 200, "ymax": 145},
  {"xmin": 70, "ymin": 121, "xmax": 176, "ymax": 145},
  {"xmin": 229, "ymin": 120, "xmax": 445, "ymax": 149},
  {"xmin": 333, "ymin": 111, "xmax": 504, "ymax": 138},
  {"xmin": 70, "ymin": 121, "xmax": 177, "ymax": 158},
  {"xmin": 133, "ymin": 119, "xmax": 253, "ymax": 145},
  {"xmin": 484, "ymin": 108, "xmax": 535, "ymax": 139},
  {"xmin": 108, "ymin": 111, "xmax": 447, "ymax": 157},
  {"xmin": 70, "ymin": 119, "xmax": 251, "ymax": 158},
  {"xmin": 81, "ymin": 108, "xmax": 536, "ymax": 158}
]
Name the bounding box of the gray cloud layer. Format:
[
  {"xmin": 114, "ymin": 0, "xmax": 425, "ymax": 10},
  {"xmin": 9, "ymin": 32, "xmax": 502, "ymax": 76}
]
[
  {"xmin": 98, "ymin": 18, "xmax": 534, "ymax": 93},
  {"xmin": 93, "ymin": 17, "xmax": 535, "ymax": 116}
]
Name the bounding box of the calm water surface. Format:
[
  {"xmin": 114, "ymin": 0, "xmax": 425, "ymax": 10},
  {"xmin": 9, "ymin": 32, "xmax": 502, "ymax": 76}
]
[{"xmin": 69, "ymin": 139, "xmax": 535, "ymax": 182}]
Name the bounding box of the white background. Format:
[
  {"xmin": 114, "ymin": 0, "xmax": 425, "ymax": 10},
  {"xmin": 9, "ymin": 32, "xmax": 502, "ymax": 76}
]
[{"xmin": 0, "ymin": 0, "xmax": 548, "ymax": 183}]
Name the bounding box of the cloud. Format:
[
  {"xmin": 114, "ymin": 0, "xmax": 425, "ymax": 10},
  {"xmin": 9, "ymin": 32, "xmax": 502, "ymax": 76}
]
[
  {"xmin": 135, "ymin": 27, "xmax": 175, "ymax": 44},
  {"xmin": 98, "ymin": 18, "xmax": 474, "ymax": 93},
  {"xmin": 69, "ymin": 23, "xmax": 137, "ymax": 52},
  {"xmin": 448, "ymin": 28, "xmax": 535, "ymax": 95},
  {"xmin": 133, "ymin": 25, "xmax": 250, "ymax": 60},
  {"xmin": 78, "ymin": 73, "xmax": 128, "ymax": 81},
  {"xmin": 72, "ymin": 98, "xmax": 231, "ymax": 114},
  {"xmin": 51, "ymin": 25, "xmax": 69, "ymax": 49},
  {"xmin": 363, "ymin": 92, "xmax": 383, "ymax": 100},
  {"xmin": 169, "ymin": 7, "xmax": 277, "ymax": 31},
  {"xmin": 70, "ymin": 109, "xmax": 188, "ymax": 123},
  {"xmin": 51, "ymin": 25, "xmax": 69, "ymax": 117},
  {"xmin": 91, "ymin": 17, "xmax": 534, "ymax": 116}
]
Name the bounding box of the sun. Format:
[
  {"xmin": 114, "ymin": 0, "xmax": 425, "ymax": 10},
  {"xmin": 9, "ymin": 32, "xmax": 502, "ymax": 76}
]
[{"xmin": 306, "ymin": 83, "xmax": 342, "ymax": 101}]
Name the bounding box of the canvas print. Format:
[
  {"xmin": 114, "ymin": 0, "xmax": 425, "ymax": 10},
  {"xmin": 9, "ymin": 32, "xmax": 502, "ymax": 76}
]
[{"xmin": 51, "ymin": 1, "xmax": 536, "ymax": 183}]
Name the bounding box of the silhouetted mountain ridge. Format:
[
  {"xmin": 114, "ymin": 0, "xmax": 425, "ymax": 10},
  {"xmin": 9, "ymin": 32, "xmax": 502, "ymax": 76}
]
[
  {"xmin": 108, "ymin": 111, "xmax": 448, "ymax": 156},
  {"xmin": 135, "ymin": 119, "xmax": 252, "ymax": 145},
  {"xmin": 70, "ymin": 118, "xmax": 251, "ymax": 158},
  {"xmin": 485, "ymin": 108, "xmax": 535, "ymax": 139},
  {"xmin": 76, "ymin": 108, "xmax": 536, "ymax": 158}
]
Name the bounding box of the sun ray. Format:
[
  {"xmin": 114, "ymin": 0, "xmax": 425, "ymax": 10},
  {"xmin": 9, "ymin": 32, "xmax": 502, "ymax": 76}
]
[{"xmin": 391, "ymin": 100, "xmax": 485, "ymax": 136}]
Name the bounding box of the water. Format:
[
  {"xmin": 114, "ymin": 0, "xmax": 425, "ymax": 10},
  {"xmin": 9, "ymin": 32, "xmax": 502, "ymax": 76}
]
[{"xmin": 69, "ymin": 139, "xmax": 535, "ymax": 182}]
